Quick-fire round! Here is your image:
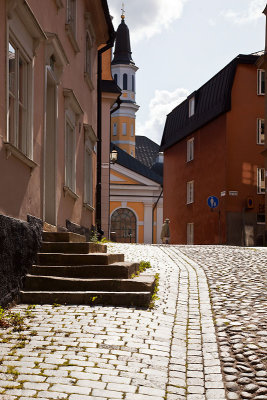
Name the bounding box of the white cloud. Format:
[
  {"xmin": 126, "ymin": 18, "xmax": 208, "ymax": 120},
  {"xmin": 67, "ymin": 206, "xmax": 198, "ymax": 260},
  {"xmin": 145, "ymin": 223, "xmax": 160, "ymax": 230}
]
[
  {"xmin": 108, "ymin": 0, "xmax": 188, "ymax": 43},
  {"xmin": 136, "ymin": 88, "xmax": 189, "ymax": 145},
  {"xmin": 222, "ymin": 0, "xmax": 266, "ymax": 24}
]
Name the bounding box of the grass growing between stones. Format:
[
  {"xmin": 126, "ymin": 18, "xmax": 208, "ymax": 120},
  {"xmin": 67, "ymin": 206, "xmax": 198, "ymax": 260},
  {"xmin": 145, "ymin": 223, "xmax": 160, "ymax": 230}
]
[
  {"xmin": 149, "ymin": 273, "xmax": 160, "ymax": 309},
  {"xmin": 131, "ymin": 260, "xmax": 152, "ymax": 278}
]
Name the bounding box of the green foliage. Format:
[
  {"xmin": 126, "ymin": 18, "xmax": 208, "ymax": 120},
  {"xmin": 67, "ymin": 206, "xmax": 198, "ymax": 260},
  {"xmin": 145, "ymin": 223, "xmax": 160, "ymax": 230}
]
[
  {"xmin": 0, "ymin": 307, "xmax": 24, "ymax": 331},
  {"xmin": 99, "ymin": 237, "xmax": 110, "ymax": 243},
  {"xmin": 139, "ymin": 260, "xmax": 152, "ymax": 272},
  {"xmin": 131, "ymin": 260, "xmax": 152, "ymax": 278},
  {"xmin": 149, "ymin": 273, "xmax": 160, "ymax": 309},
  {"xmin": 89, "ymin": 227, "xmax": 99, "ymax": 243}
]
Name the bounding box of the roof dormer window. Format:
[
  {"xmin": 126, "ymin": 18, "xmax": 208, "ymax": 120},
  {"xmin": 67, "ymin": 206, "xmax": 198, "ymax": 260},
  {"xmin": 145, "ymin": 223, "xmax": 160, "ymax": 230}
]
[{"xmin": 189, "ymin": 96, "xmax": 195, "ymax": 117}]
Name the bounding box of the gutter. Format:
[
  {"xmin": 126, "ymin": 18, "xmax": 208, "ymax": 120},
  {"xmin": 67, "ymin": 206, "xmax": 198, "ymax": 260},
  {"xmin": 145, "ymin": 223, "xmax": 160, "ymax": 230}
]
[
  {"xmin": 152, "ymin": 187, "xmax": 163, "ymax": 243},
  {"xmin": 96, "ymin": 2, "xmax": 116, "ymax": 234}
]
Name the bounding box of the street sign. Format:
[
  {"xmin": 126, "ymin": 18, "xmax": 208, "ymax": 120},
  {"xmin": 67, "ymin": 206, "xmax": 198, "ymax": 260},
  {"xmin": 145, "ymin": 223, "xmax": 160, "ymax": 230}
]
[{"xmin": 207, "ymin": 196, "xmax": 219, "ymax": 209}]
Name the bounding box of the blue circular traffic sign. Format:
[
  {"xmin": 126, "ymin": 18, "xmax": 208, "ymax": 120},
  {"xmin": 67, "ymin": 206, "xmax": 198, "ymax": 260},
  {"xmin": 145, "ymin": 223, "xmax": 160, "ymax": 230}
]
[{"xmin": 207, "ymin": 196, "xmax": 219, "ymax": 209}]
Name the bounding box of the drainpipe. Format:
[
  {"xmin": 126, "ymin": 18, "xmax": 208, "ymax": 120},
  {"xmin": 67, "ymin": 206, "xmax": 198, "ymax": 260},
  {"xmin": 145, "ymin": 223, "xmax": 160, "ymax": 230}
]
[
  {"xmin": 152, "ymin": 187, "xmax": 163, "ymax": 244},
  {"xmin": 96, "ymin": 40, "xmax": 115, "ymax": 235}
]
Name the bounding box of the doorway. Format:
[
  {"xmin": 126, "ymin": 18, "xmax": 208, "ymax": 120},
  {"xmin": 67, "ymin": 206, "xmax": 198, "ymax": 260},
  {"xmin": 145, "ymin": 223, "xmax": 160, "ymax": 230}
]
[{"xmin": 110, "ymin": 208, "xmax": 137, "ymax": 243}]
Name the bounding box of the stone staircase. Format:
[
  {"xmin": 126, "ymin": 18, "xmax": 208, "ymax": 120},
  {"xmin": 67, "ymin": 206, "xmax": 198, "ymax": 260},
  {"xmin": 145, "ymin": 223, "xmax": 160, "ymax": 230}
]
[{"xmin": 20, "ymin": 232, "xmax": 155, "ymax": 307}]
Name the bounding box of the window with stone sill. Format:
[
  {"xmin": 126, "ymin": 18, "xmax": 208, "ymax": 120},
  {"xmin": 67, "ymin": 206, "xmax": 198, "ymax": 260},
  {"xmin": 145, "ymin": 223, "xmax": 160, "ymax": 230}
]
[
  {"xmin": 8, "ymin": 40, "xmax": 31, "ymax": 157},
  {"xmin": 113, "ymin": 123, "xmax": 117, "ymax": 136},
  {"xmin": 257, "ymin": 118, "xmax": 264, "ymax": 145},
  {"xmin": 257, "ymin": 168, "xmax": 265, "ymax": 194},
  {"xmin": 257, "ymin": 69, "xmax": 265, "ymax": 95},
  {"xmin": 187, "ymin": 180, "xmax": 194, "ymax": 204},
  {"xmin": 65, "ymin": 117, "xmax": 76, "ymax": 192},
  {"xmin": 187, "ymin": 223, "xmax": 194, "ymax": 244},
  {"xmin": 84, "ymin": 147, "xmax": 93, "ymax": 207},
  {"xmin": 84, "ymin": 32, "xmax": 93, "ymax": 89},
  {"xmin": 187, "ymin": 138, "xmax": 194, "ymax": 162},
  {"xmin": 65, "ymin": 0, "xmax": 79, "ymax": 53},
  {"xmin": 84, "ymin": 124, "xmax": 96, "ymax": 209}
]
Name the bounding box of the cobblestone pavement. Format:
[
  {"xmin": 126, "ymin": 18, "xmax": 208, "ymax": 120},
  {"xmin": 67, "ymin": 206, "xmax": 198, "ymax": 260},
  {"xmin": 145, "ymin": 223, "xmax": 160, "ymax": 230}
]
[
  {"xmin": 0, "ymin": 244, "xmax": 265, "ymax": 400},
  {"xmin": 178, "ymin": 246, "xmax": 267, "ymax": 400}
]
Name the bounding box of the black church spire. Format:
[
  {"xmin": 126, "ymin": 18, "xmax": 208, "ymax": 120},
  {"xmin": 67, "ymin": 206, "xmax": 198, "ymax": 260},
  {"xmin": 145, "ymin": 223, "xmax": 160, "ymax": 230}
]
[{"xmin": 111, "ymin": 14, "xmax": 134, "ymax": 65}]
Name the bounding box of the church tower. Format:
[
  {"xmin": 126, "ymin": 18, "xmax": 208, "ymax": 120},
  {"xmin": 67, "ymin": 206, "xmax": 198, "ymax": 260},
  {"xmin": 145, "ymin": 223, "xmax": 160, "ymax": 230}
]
[{"xmin": 111, "ymin": 7, "xmax": 139, "ymax": 157}]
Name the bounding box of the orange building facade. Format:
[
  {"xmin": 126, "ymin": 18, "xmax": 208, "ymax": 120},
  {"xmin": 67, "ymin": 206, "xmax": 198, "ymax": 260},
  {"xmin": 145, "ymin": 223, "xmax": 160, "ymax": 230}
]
[{"xmin": 161, "ymin": 54, "xmax": 265, "ymax": 246}]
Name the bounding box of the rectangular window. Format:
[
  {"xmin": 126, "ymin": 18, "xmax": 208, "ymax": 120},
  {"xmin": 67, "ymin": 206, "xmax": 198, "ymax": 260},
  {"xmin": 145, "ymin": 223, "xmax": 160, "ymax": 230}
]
[
  {"xmin": 187, "ymin": 180, "xmax": 194, "ymax": 204},
  {"xmin": 257, "ymin": 168, "xmax": 265, "ymax": 194},
  {"xmin": 85, "ymin": 32, "xmax": 92, "ymax": 77},
  {"xmin": 257, "ymin": 69, "xmax": 265, "ymax": 95},
  {"xmin": 189, "ymin": 97, "xmax": 195, "ymax": 117},
  {"xmin": 65, "ymin": 119, "xmax": 75, "ymax": 191},
  {"xmin": 187, "ymin": 223, "xmax": 194, "ymax": 245},
  {"xmin": 187, "ymin": 138, "xmax": 194, "ymax": 161},
  {"xmin": 131, "ymin": 124, "xmax": 134, "ymax": 137},
  {"xmin": 8, "ymin": 40, "xmax": 31, "ymax": 156},
  {"xmin": 66, "ymin": 0, "xmax": 76, "ymax": 35},
  {"xmin": 113, "ymin": 123, "xmax": 117, "ymax": 136},
  {"xmin": 84, "ymin": 148, "xmax": 93, "ymax": 206},
  {"xmin": 257, "ymin": 118, "xmax": 264, "ymax": 145},
  {"xmin": 257, "ymin": 213, "xmax": 265, "ymax": 224},
  {"xmin": 122, "ymin": 122, "xmax": 127, "ymax": 136}
]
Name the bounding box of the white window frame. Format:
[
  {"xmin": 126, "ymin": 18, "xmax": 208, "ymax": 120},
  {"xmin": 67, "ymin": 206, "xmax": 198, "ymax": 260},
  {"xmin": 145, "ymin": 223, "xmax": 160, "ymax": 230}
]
[
  {"xmin": 257, "ymin": 118, "xmax": 264, "ymax": 145},
  {"xmin": 187, "ymin": 181, "xmax": 194, "ymax": 204},
  {"xmin": 257, "ymin": 69, "xmax": 265, "ymax": 95},
  {"xmin": 65, "ymin": 115, "xmax": 76, "ymax": 192},
  {"xmin": 63, "ymin": 89, "xmax": 83, "ymax": 198},
  {"xmin": 122, "ymin": 122, "xmax": 127, "ymax": 136},
  {"xmin": 257, "ymin": 168, "xmax": 265, "ymax": 194},
  {"xmin": 84, "ymin": 124, "xmax": 97, "ymax": 210},
  {"xmin": 5, "ymin": 0, "xmax": 45, "ymax": 165},
  {"xmin": 189, "ymin": 97, "xmax": 195, "ymax": 117},
  {"xmin": 113, "ymin": 122, "xmax": 117, "ymax": 136},
  {"xmin": 187, "ymin": 138, "xmax": 194, "ymax": 162},
  {"xmin": 187, "ymin": 223, "xmax": 194, "ymax": 245},
  {"xmin": 8, "ymin": 38, "xmax": 32, "ymax": 157}
]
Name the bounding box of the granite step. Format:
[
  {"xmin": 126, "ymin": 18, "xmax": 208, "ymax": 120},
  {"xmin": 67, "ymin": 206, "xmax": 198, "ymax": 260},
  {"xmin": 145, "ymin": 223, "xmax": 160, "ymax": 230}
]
[
  {"xmin": 20, "ymin": 290, "xmax": 152, "ymax": 307},
  {"xmin": 29, "ymin": 262, "xmax": 139, "ymax": 279},
  {"xmin": 42, "ymin": 232, "xmax": 86, "ymax": 243},
  {"xmin": 40, "ymin": 242, "xmax": 107, "ymax": 254},
  {"xmin": 23, "ymin": 275, "xmax": 155, "ymax": 293},
  {"xmin": 37, "ymin": 253, "xmax": 124, "ymax": 266}
]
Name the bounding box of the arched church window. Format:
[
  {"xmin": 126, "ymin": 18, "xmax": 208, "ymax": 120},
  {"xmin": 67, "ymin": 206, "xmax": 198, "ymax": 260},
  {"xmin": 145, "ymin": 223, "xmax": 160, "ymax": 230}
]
[
  {"xmin": 110, "ymin": 208, "xmax": 136, "ymax": 243},
  {"xmin": 123, "ymin": 73, "xmax": 127, "ymax": 90},
  {"xmin": 132, "ymin": 75, "xmax": 135, "ymax": 92}
]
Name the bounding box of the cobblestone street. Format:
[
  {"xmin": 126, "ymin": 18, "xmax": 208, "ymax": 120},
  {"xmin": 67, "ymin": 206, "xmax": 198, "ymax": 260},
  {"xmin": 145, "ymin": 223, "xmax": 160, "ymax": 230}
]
[{"xmin": 0, "ymin": 244, "xmax": 266, "ymax": 400}]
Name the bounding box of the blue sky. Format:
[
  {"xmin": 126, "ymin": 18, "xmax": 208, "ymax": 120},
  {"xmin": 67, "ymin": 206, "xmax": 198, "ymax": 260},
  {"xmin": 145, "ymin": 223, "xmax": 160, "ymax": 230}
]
[{"xmin": 108, "ymin": 0, "xmax": 267, "ymax": 144}]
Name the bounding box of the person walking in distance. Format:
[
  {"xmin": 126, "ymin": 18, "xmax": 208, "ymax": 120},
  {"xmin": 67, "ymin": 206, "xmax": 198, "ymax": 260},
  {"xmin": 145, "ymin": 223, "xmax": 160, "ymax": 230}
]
[{"xmin": 161, "ymin": 218, "xmax": 170, "ymax": 244}]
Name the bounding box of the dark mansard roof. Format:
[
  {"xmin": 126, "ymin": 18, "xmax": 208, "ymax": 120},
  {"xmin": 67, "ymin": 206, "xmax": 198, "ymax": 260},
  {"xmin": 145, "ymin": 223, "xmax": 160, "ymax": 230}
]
[{"xmin": 160, "ymin": 53, "xmax": 260, "ymax": 151}]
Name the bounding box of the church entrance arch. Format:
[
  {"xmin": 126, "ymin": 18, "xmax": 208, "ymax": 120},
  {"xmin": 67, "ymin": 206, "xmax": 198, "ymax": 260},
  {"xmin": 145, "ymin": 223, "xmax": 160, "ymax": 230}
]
[{"xmin": 110, "ymin": 208, "xmax": 137, "ymax": 243}]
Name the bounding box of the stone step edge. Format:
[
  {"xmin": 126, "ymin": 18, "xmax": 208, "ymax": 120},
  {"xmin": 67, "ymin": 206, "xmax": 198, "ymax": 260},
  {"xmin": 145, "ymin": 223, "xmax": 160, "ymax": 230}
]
[
  {"xmin": 19, "ymin": 291, "xmax": 152, "ymax": 307},
  {"xmin": 25, "ymin": 274, "xmax": 154, "ymax": 283}
]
